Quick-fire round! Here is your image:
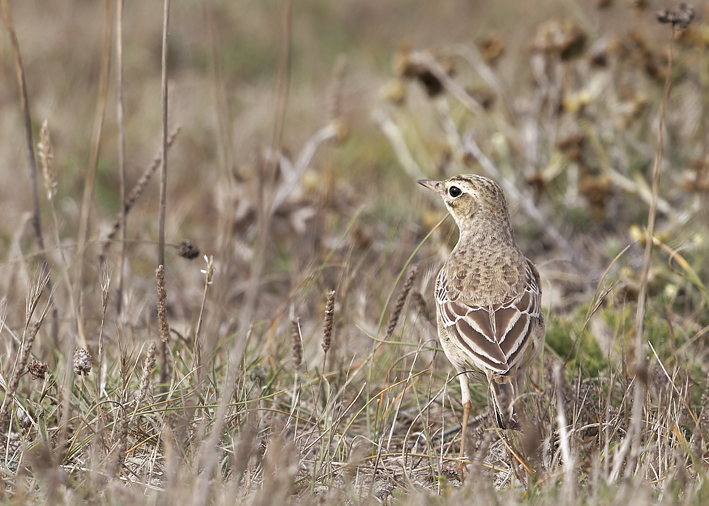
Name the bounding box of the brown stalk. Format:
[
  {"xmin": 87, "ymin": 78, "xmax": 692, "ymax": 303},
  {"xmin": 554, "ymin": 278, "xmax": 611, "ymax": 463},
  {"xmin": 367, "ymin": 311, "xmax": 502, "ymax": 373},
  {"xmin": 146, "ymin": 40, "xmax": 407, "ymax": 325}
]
[
  {"xmin": 76, "ymin": 0, "xmax": 112, "ymax": 325},
  {"xmin": 191, "ymin": 255, "xmax": 214, "ymax": 382},
  {"xmin": 38, "ymin": 121, "xmax": 84, "ymax": 348},
  {"xmin": 157, "ymin": 0, "xmax": 171, "ymax": 392},
  {"xmin": 99, "ymin": 127, "xmax": 181, "ymax": 264},
  {"xmin": 108, "ymin": 413, "xmax": 129, "ymax": 477},
  {"xmin": 554, "ymin": 363, "xmax": 576, "ymax": 502},
  {"xmin": 97, "ymin": 264, "xmax": 111, "ymax": 399},
  {"xmin": 189, "ymin": 321, "xmax": 252, "ymax": 506},
  {"xmin": 202, "ymin": 0, "xmax": 234, "ymax": 184},
  {"xmin": 1, "ymin": 0, "xmax": 58, "ymax": 345},
  {"xmin": 158, "ymin": 0, "xmax": 171, "ymax": 268},
  {"xmin": 116, "ymin": 0, "xmax": 127, "ymax": 316},
  {"xmin": 242, "ymin": 0, "xmax": 291, "ymax": 328},
  {"xmin": 629, "ymin": 23, "xmax": 676, "ymax": 474}
]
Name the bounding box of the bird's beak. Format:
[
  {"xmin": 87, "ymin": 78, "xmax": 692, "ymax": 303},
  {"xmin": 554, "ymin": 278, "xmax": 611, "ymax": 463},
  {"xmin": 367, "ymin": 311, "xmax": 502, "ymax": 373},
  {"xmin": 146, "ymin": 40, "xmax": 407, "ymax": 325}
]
[{"xmin": 418, "ymin": 180, "xmax": 443, "ymax": 194}]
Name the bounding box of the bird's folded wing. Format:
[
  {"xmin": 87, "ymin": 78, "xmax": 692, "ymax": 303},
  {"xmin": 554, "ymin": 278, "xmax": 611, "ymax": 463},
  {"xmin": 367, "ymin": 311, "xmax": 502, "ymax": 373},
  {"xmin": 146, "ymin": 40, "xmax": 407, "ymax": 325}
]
[{"xmin": 437, "ymin": 260, "xmax": 542, "ymax": 373}]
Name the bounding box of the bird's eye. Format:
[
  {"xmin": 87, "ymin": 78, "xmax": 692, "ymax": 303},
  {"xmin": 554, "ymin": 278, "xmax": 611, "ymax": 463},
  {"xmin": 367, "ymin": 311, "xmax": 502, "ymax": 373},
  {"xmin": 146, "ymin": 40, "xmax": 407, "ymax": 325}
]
[{"xmin": 448, "ymin": 186, "xmax": 462, "ymax": 198}]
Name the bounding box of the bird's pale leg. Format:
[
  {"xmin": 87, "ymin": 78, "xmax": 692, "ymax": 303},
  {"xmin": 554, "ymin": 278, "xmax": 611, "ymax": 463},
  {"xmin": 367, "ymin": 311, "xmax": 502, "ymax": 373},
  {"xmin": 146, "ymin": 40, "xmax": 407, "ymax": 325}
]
[{"xmin": 458, "ymin": 375, "xmax": 472, "ymax": 478}]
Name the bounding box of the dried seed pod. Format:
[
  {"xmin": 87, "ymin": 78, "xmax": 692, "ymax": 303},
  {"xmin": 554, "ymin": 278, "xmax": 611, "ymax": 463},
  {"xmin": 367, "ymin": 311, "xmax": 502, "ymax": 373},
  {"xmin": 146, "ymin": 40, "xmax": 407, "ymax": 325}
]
[
  {"xmin": 28, "ymin": 359, "xmax": 48, "ymax": 380},
  {"xmin": 177, "ymin": 240, "xmax": 200, "ymax": 260},
  {"xmin": 73, "ymin": 348, "xmax": 93, "ymax": 376}
]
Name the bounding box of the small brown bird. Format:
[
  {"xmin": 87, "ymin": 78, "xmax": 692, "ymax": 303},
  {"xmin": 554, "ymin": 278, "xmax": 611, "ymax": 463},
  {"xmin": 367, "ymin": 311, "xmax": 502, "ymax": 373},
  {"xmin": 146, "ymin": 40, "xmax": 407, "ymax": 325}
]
[{"xmin": 419, "ymin": 175, "xmax": 545, "ymax": 461}]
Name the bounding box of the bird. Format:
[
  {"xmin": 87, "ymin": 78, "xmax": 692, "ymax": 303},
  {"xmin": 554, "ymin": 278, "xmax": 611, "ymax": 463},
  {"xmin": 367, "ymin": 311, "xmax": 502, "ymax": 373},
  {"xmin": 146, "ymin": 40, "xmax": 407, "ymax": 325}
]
[{"xmin": 418, "ymin": 174, "xmax": 545, "ymax": 466}]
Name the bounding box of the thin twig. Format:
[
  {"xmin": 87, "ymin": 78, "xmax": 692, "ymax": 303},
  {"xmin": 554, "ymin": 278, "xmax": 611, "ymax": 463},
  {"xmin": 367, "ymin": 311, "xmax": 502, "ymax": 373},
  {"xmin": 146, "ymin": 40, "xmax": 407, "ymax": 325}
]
[
  {"xmin": 1, "ymin": 0, "xmax": 58, "ymax": 345},
  {"xmin": 116, "ymin": 0, "xmax": 127, "ymax": 316},
  {"xmin": 76, "ymin": 0, "xmax": 112, "ymax": 336},
  {"xmin": 158, "ymin": 0, "xmax": 171, "ymax": 267},
  {"xmin": 629, "ymin": 23, "xmax": 675, "ymax": 474},
  {"xmin": 554, "ymin": 363, "xmax": 576, "ymax": 503},
  {"xmin": 192, "ymin": 255, "xmax": 214, "ymax": 382},
  {"xmin": 242, "ymin": 0, "xmax": 291, "ymax": 328},
  {"xmin": 99, "ymin": 127, "xmax": 181, "ymax": 264}
]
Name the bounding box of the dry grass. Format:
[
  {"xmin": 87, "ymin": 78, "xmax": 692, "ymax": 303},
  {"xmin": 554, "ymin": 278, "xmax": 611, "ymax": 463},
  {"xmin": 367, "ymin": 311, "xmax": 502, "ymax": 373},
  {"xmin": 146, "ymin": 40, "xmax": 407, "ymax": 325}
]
[{"xmin": 1, "ymin": 1, "xmax": 709, "ymax": 505}]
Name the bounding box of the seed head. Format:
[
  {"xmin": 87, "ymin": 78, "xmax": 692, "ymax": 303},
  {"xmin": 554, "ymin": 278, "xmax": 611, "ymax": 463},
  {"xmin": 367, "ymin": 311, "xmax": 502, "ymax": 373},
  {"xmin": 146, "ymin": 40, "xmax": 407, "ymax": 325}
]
[
  {"xmin": 156, "ymin": 265, "xmax": 170, "ymax": 343},
  {"xmin": 385, "ymin": 265, "xmax": 419, "ymax": 339},
  {"xmin": 291, "ymin": 318, "xmax": 303, "ymax": 370},
  {"xmin": 322, "ymin": 290, "xmax": 336, "ymax": 354},
  {"xmin": 73, "ymin": 348, "xmax": 93, "ymax": 376},
  {"xmin": 37, "ymin": 119, "xmax": 57, "ymax": 201}
]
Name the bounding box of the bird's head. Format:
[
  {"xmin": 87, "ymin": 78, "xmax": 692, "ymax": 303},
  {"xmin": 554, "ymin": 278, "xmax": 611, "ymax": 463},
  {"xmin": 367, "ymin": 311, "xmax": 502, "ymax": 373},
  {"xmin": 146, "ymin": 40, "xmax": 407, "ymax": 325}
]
[{"xmin": 418, "ymin": 174, "xmax": 511, "ymax": 230}]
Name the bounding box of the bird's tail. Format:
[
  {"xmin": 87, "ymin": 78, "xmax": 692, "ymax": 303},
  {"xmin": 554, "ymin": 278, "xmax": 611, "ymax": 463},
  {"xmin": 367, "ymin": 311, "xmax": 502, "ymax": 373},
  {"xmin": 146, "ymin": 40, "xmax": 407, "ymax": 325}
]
[{"xmin": 489, "ymin": 376, "xmax": 519, "ymax": 430}]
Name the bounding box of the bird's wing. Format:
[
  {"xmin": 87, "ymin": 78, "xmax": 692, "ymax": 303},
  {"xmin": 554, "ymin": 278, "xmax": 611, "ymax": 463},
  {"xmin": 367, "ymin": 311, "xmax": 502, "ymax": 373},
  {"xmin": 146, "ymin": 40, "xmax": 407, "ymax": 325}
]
[{"xmin": 436, "ymin": 259, "xmax": 542, "ymax": 374}]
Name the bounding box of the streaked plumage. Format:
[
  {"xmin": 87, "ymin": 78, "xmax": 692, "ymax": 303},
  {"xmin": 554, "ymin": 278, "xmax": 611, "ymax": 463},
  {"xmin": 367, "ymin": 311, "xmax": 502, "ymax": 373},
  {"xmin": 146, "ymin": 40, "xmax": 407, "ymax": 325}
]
[{"xmin": 419, "ymin": 174, "xmax": 545, "ymax": 465}]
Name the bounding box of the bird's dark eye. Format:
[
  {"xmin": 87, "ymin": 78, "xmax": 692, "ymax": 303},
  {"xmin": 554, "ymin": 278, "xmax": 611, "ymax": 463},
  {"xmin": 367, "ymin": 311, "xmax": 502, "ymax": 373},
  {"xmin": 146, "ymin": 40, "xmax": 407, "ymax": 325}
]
[{"xmin": 448, "ymin": 186, "xmax": 462, "ymax": 198}]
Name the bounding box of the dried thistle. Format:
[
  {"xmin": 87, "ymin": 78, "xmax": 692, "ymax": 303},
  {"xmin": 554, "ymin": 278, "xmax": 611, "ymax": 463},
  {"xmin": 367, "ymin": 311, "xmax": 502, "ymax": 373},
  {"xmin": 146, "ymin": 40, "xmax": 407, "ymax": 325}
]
[
  {"xmin": 37, "ymin": 119, "xmax": 57, "ymax": 201},
  {"xmin": 28, "ymin": 359, "xmax": 48, "ymax": 380},
  {"xmin": 385, "ymin": 265, "xmax": 419, "ymax": 339},
  {"xmin": 176, "ymin": 240, "xmax": 200, "ymax": 260},
  {"xmin": 291, "ymin": 318, "xmax": 303, "ymax": 370},
  {"xmin": 393, "ymin": 44, "xmax": 454, "ymax": 97},
  {"xmin": 657, "ymin": 3, "xmax": 695, "ymax": 30},
  {"xmin": 322, "ymin": 290, "xmax": 336, "ymax": 354},
  {"xmin": 73, "ymin": 348, "xmax": 93, "ymax": 376},
  {"xmin": 156, "ymin": 265, "xmax": 170, "ymax": 343}
]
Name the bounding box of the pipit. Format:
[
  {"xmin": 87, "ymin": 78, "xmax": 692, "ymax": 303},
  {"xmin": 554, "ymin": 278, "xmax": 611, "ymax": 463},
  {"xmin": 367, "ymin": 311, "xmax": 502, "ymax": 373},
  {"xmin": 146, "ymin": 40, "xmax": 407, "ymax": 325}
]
[{"xmin": 419, "ymin": 175, "xmax": 545, "ymax": 466}]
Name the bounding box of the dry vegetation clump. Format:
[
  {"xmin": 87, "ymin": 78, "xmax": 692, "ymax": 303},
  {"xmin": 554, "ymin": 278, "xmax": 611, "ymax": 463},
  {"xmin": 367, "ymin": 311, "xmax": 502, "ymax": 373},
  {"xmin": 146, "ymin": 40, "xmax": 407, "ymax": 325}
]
[{"xmin": 1, "ymin": 1, "xmax": 709, "ymax": 505}]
